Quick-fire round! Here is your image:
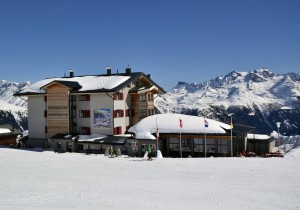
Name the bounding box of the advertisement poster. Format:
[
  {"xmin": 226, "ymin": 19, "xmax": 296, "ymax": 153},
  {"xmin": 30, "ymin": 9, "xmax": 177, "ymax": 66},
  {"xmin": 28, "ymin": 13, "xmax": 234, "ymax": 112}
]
[{"xmin": 94, "ymin": 108, "xmax": 111, "ymax": 128}]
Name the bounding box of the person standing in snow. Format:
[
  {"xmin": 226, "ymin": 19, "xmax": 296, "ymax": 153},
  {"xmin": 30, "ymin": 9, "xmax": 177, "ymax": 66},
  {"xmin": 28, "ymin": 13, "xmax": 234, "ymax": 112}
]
[
  {"xmin": 241, "ymin": 149, "xmax": 246, "ymax": 157},
  {"xmin": 147, "ymin": 145, "xmax": 152, "ymax": 160}
]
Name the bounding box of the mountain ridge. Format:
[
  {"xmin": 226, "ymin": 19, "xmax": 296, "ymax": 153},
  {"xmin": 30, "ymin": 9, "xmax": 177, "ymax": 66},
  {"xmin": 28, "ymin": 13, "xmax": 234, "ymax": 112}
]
[
  {"xmin": 155, "ymin": 68, "xmax": 300, "ymax": 135},
  {"xmin": 0, "ymin": 80, "xmax": 30, "ymax": 131}
]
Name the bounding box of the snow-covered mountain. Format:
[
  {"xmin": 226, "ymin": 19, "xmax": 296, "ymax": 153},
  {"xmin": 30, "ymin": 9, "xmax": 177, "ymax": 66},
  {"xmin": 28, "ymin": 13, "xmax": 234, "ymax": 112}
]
[
  {"xmin": 155, "ymin": 69, "xmax": 300, "ymax": 135},
  {"xmin": 0, "ymin": 80, "xmax": 30, "ymax": 131}
]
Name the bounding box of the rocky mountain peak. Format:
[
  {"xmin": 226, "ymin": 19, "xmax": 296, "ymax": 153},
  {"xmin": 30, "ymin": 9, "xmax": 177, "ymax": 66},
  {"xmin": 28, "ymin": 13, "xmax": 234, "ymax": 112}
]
[{"xmin": 155, "ymin": 68, "xmax": 300, "ymax": 135}]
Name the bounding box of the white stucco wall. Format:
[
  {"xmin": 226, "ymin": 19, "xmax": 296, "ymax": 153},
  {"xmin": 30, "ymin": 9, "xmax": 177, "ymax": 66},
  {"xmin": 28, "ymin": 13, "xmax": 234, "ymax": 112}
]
[
  {"xmin": 113, "ymin": 86, "xmax": 131, "ymax": 133},
  {"xmin": 28, "ymin": 95, "xmax": 47, "ymax": 139},
  {"xmin": 90, "ymin": 93, "xmax": 114, "ymax": 135}
]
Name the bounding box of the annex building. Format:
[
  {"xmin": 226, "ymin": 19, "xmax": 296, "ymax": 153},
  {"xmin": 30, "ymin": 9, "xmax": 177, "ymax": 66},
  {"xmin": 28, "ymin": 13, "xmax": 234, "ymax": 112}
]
[
  {"xmin": 14, "ymin": 67, "xmax": 165, "ymax": 151},
  {"xmin": 128, "ymin": 113, "xmax": 262, "ymax": 157}
]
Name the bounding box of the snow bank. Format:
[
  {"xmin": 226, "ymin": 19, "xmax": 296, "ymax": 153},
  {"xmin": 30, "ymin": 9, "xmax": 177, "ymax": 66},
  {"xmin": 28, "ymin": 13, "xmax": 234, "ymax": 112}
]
[{"xmin": 284, "ymin": 147, "xmax": 300, "ymax": 159}]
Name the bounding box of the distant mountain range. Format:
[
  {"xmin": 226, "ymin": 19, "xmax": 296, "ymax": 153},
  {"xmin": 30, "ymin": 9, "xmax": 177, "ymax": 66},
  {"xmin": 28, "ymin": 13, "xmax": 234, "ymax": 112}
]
[
  {"xmin": 155, "ymin": 69, "xmax": 300, "ymax": 135},
  {"xmin": 1, "ymin": 68, "xmax": 300, "ymax": 135},
  {"xmin": 0, "ymin": 80, "xmax": 30, "ymax": 131}
]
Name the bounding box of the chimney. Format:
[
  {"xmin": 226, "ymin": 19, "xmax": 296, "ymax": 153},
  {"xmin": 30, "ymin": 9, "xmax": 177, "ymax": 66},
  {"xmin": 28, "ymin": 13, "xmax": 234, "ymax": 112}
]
[
  {"xmin": 125, "ymin": 65, "xmax": 131, "ymax": 75},
  {"xmin": 69, "ymin": 69, "xmax": 74, "ymax": 78},
  {"xmin": 147, "ymin": 74, "xmax": 151, "ymax": 78},
  {"xmin": 106, "ymin": 66, "xmax": 111, "ymax": 76}
]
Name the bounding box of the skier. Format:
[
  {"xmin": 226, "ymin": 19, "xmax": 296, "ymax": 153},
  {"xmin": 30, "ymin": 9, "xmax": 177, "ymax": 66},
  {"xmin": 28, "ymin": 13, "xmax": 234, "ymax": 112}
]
[{"xmin": 147, "ymin": 145, "xmax": 152, "ymax": 160}]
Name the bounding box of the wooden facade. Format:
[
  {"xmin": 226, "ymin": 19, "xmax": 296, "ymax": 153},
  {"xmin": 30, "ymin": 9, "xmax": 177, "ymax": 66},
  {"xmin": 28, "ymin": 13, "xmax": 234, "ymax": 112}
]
[{"xmin": 46, "ymin": 83, "xmax": 70, "ymax": 139}]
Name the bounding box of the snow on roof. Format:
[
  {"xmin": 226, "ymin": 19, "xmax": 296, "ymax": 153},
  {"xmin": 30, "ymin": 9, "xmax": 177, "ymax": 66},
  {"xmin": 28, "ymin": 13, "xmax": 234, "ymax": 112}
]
[
  {"xmin": 77, "ymin": 134, "xmax": 107, "ymax": 142},
  {"xmin": 19, "ymin": 75, "xmax": 131, "ymax": 94},
  {"xmin": 0, "ymin": 128, "xmax": 11, "ymax": 134},
  {"xmin": 128, "ymin": 113, "xmax": 231, "ymax": 140},
  {"xmin": 247, "ymin": 133, "xmax": 270, "ymax": 140}
]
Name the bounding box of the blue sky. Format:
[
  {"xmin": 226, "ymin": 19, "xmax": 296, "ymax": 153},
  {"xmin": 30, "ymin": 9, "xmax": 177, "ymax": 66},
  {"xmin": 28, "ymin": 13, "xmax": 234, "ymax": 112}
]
[{"xmin": 0, "ymin": 0, "xmax": 299, "ymax": 91}]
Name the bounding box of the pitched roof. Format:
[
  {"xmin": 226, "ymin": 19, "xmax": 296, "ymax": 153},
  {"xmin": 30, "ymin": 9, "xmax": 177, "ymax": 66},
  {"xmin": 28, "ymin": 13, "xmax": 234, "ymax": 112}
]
[
  {"xmin": 14, "ymin": 72, "xmax": 165, "ymax": 96},
  {"xmin": 40, "ymin": 80, "xmax": 82, "ymax": 90}
]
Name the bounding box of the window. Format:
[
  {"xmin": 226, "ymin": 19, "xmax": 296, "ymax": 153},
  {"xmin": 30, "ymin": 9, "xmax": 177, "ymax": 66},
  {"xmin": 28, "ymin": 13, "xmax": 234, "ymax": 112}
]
[
  {"xmin": 79, "ymin": 94, "xmax": 90, "ymax": 101},
  {"xmin": 139, "ymin": 109, "xmax": 147, "ymax": 118},
  {"xmin": 113, "ymin": 110, "xmax": 124, "ymax": 118},
  {"xmin": 147, "ymin": 93, "xmax": 153, "ymax": 101},
  {"xmin": 114, "ymin": 126, "xmax": 122, "ymax": 135},
  {"xmin": 70, "ymin": 95, "xmax": 76, "ymax": 107},
  {"xmin": 139, "ymin": 94, "xmax": 146, "ymax": 101},
  {"xmin": 113, "ymin": 92, "xmax": 124, "ymax": 100},
  {"xmin": 80, "ymin": 127, "xmax": 91, "ymax": 135},
  {"xmin": 79, "ymin": 110, "xmax": 90, "ymax": 118},
  {"xmin": 194, "ymin": 138, "xmax": 204, "ymax": 153},
  {"xmin": 206, "ymin": 139, "xmax": 216, "ymax": 154},
  {"xmin": 148, "ymin": 109, "xmax": 154, "ymax": 116},
  {"xmin": 218, "ymin": 139, "xmax": 228, "ymax": 155}
]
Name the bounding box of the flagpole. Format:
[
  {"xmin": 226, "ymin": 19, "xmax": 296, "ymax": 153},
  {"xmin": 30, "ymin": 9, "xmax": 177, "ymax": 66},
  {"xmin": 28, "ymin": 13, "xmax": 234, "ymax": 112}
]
[
  {"xmin": 180, "ymin": 130, "xmax": 182, "ymax": 158},
  {"xmin": 156, "ymin": 117, "xmax": 159, "ymax": 157},
  {"xmin": 179, "ymin": 117, "xmax": 182, "ymax": 158},
  {"xmin": 204, "ymin": 118, "xmax": 207, "ymax": 158},
  {"xmin": 228, "ymin": 113, "xmax": 234, "ymax": 157}
]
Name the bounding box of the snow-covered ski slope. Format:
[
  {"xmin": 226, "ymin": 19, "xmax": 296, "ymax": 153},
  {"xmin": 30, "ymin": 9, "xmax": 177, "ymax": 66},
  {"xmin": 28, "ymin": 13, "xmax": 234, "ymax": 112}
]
[{"xmin": 0, "ymin": 147, "xmax": 299, "ymax": 210}]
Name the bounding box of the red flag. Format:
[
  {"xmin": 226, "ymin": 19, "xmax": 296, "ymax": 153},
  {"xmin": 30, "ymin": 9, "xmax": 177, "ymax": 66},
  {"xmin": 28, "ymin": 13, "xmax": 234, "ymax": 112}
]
[{"xmin": 179, "ymin": 118, "xmax": 183, "ymax": 128}]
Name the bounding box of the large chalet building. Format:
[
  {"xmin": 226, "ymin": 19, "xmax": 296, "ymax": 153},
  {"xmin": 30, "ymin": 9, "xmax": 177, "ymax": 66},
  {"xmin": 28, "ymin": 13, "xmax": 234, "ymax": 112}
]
[{"xmin": 14, "ymin": 67, "xmax": 165, "ymax": 149}]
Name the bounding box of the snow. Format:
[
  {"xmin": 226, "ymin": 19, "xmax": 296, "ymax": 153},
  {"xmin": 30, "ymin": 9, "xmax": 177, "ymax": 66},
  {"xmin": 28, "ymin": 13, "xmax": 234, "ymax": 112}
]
[
  {"xmin": 77, "ymin": 134, "xmax": 107, "ymax": 142},
  {"xmin": 155, "ymin": 69, "xmax": 300, "ymax": 114},
  {"xmin": 19, "ymin": 75, "xmax": 130, "ymax": 94},
  {"xmin": 128, "ymin": 114, "xmax": 231, "ymax": 140},
  {"xmin": 0, "ymin": 128, "xmax": 11, "ymax": 134},
  {"xmin": 284, "ymin": 147, "xmax": 300, "ymax": 159},
  {"xmin": 247, "ymin": 133, "xmax": 270, "ymax": 140},
  {"xmin": 0, "ymin": 147, "xmax": 300, "ymax": 210}
]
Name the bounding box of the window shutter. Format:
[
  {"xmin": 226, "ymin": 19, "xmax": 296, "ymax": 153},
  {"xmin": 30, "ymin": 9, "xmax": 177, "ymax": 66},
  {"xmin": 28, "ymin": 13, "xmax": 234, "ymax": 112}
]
[
  {"xmin": 119, "ymin": 127, "xmax": 122, "ymax": 135},
  {"xmin": 113, "ymin": 94, "xmax": 117, "ymax": 100},
  {"xmin": 87, "ymin": 127, "xmax": 91, "ymax": 135},
  {"xmin": 120, "ymin": 92, "xmax": 124, "ymax": 100},
  {"xmin": 121, "ymin": 110, "xmax": 124, "ymax": 117},
  {"xmin": 86, "ymin": 94, "xmax": 90, "ymax": 101},
  {"xmin": 45, "ymin": 126, "xmax": 48, "ymax": 133},
  {"xmin": 126, "ymin": 109, "xmax": 129, "ymax": 117},
  {"xmin": 44, "ymin": 110, "xmax": 47, "ymax": 118},
  {"xmin": 44, "ymin": 96, "xmax": 47, "ymax": 102},
  {"xmin": 86, "ymin": 110, "xmax": 90, "ymax": 118},
  {"xmin": 113, "ymin": 110, "xmax": 117, "ymax": 118},
  {"xmin": 114, "ymin": 128, "xmax": 117, "ymax": 135}
]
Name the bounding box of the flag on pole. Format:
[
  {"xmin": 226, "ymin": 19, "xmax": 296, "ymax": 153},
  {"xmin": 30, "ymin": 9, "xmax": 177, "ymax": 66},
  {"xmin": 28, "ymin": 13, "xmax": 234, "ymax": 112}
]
[
  {"xmin": 204, "ymin": 119, "xmax": 209, "ymax": 128},
  {"xmin": 230, "ymin": 118, "xmax": 234, "ymax": 128},
  {"xmin": 179, "ymin": 118, "xmax": 183, "ymax": 128}
]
